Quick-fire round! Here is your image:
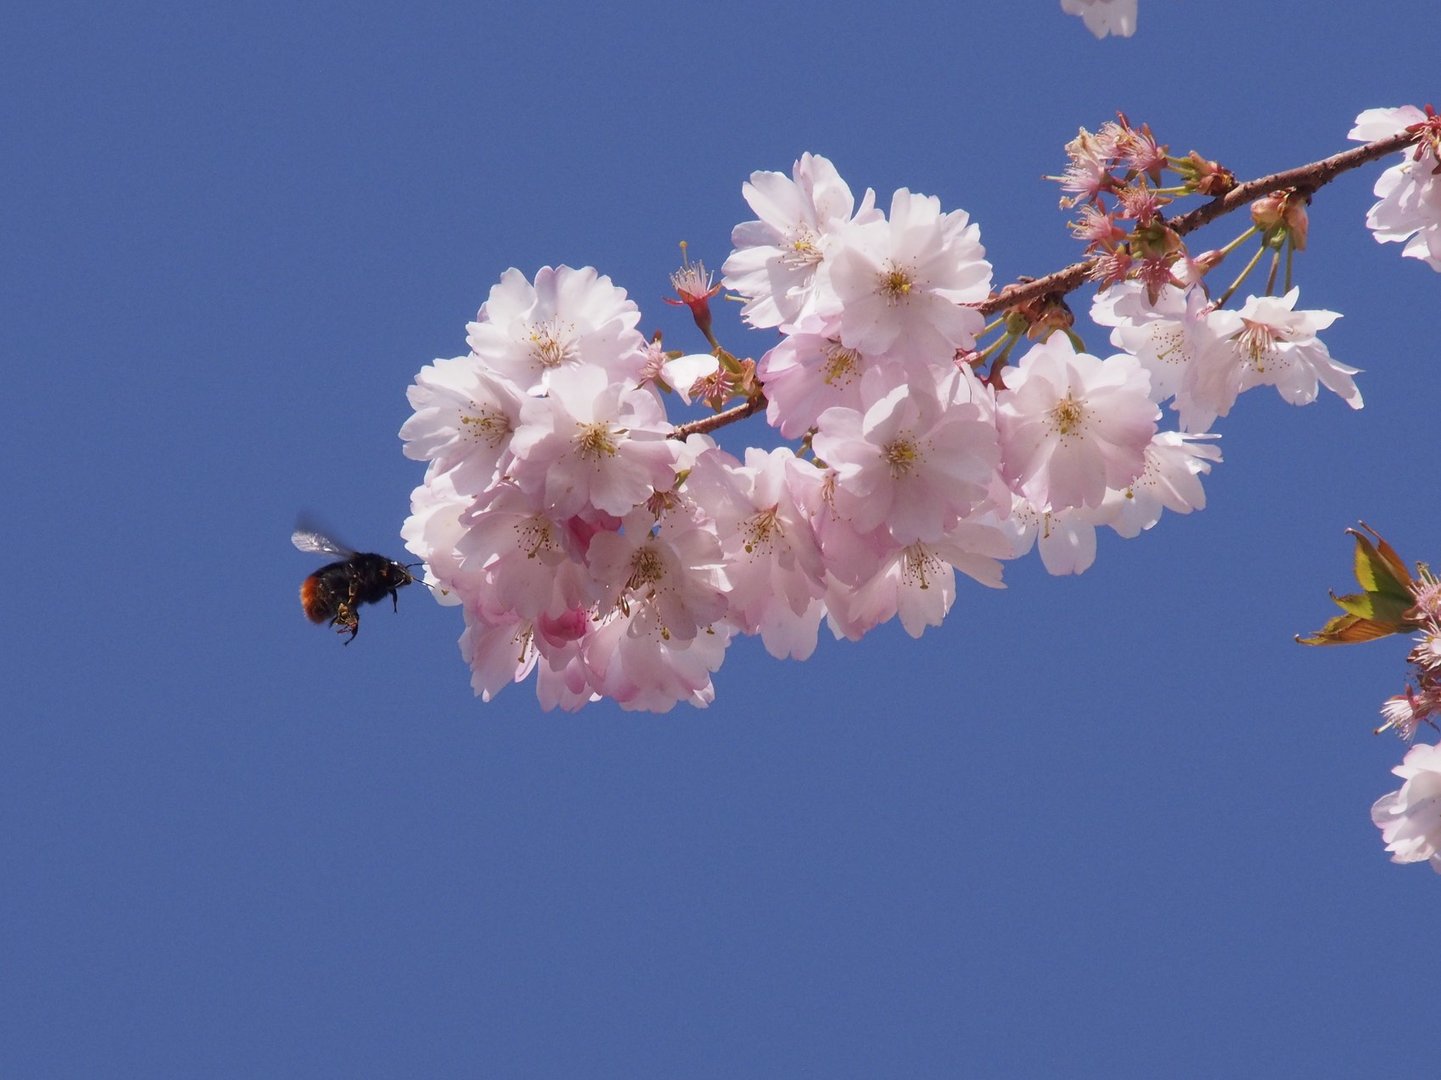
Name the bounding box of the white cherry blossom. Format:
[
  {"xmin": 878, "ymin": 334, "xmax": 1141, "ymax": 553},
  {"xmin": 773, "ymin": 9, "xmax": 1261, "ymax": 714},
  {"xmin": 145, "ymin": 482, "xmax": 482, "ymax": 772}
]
[
  {"xmin": 1061, "ymin": 0, "xmax": 1137, "ymax": 38},
  {"xmin": 1349, "ymin": 106, "xmax": 1441, "ymax": 272},
  {"xmin": 1090, "ymin": 282, "xmax": 1206, "ymax": 404},
  {"xmin": 1098, "ymin": 431, "xmax": 1222, "ymax": 539},
  {"xmin": 1372, "ymin": 742, "xmax": 1441, "ymax": 872},
  {"xmin": 1181, "ymin": 288, "xmax": 1361, "ymax": 432}
]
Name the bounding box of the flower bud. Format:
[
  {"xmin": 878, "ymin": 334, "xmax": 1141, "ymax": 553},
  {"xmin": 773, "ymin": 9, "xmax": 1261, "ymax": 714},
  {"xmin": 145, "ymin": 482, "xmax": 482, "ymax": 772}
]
[
  {"xmin": 1174, "ymin": 151, "xmax": 1235, "ymax": 196},
  {"xmin": 1251, "ymin": 189, "xmax": 1309, "ymax": 250}
]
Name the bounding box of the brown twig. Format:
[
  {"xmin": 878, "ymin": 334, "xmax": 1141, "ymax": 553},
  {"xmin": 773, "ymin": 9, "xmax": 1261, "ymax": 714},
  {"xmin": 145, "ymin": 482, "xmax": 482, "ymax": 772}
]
[{"xmin": 672, "ymin": 394, "xmax": 768, "ymax": 439}]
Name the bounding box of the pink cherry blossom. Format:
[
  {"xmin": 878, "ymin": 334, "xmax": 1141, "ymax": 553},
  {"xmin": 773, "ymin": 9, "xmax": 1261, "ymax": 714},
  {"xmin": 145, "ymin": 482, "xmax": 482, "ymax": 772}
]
[
  {"xmin": 400, "ymin": 356, "xmax": 524, "ymax": 495},
  {"xmin": 507, "ymin": 366, "xmax": 680, "ymax": 519},
  {"xmin": 581, "ymin": 606, "xmax": 733, "ymax": 712},
  {"xmin": 401, "ymin": 470, "xmax": 469, "ymax": 606},
  {"xmin": 459, "ymin": 605, "xmax": 540, "ymax": 702},
  {"xmin": 758, "ymin": 333, "xmax": 904, "ymax": 439},
  {"xmin": 585, "ymin": 509, "xmax": 729, "ymax": 644},
  {"xmin": 996, "ymin": 334, "xmax": 1158, "ymax": 511},
  {"xmin": 722, "ymin": 153, "xmax": 880, "ymax": 333},
  {"xmin": 454, "ymin": 482, "xmax": 600, "ymax": 619},
  {"xmin": 825, "ymin": 523, "xmax": 1011, "ymax": 641},
  {"xmin": 1003, "ymin": 495, "xmax": 1102, "ymax": 577},
  {"xmin": 466, "ymin": 265, "xmax": 649, "ymax": 394},
  {"xmin": 828, "ymin": 190, "xmax": 992, "ymax": 372},
  {"xmin": 690, "ymin": 447, "xmax": 828, "ymax": 660},
  {"xmin": 812, "ymin": 371, "xmax": 1002, "ymax": 545}
]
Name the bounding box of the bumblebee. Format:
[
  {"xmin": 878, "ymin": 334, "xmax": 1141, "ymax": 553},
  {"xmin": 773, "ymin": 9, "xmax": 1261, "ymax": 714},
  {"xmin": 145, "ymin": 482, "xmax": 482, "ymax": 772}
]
[{"xmin": 292, "ymin": 528, "xmax": 415, "ymax": 642}]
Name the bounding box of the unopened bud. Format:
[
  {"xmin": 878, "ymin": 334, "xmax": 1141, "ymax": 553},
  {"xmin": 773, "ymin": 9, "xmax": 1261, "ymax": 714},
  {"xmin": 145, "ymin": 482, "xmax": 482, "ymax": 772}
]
[
  {"xmin": 1251, "ymin": 189, "xmax": 1309, "ymax": 250},
  {"xmin": 1175, "ymin": 151, "xmax": 1235, "ymax": 197},
  {"xmin": 1006, "ymin": 292, "xmax": 1075, "ymax": 341}
]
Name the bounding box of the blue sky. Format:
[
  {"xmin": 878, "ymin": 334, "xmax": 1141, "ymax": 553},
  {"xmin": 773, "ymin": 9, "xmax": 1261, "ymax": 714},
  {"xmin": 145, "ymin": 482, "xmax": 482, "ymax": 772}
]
[{"xmin": 4, "ymin": 1, "xmax": 1438, "ymax": 1075}]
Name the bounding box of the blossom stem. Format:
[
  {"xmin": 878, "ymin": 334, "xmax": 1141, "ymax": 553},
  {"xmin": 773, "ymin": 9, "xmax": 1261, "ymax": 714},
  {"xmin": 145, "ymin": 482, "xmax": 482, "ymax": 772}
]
[
  {"xmin": 1217, "ymin": 243, "xmax": 1267, "ymax": 307},
  {"xmin": 1216, "ymin": 225, "xmax": 1259, "ymax": 259}
]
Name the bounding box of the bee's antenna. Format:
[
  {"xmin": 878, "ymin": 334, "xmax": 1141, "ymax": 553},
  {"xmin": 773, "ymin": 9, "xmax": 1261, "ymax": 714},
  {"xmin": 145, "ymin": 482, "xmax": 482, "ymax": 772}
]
[{"xmin": 405, "ymin": 562, "xmax": 446, "ymax": 596}]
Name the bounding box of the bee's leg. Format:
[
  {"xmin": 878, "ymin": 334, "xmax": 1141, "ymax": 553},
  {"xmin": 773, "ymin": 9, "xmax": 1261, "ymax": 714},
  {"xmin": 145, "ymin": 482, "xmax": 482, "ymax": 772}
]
[
  {"xmin": 390, "ymin": 588, "xmax": 400, "ymax": 613},
  {"xmin": 334, "ymin": 604, "xmax": 359, "ymax": 643}
]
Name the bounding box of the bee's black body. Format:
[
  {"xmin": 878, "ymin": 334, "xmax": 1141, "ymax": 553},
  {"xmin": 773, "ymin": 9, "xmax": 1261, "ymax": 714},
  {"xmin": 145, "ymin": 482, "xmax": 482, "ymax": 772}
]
[{"xmin": 293, "ymin": 529, "xmax": 415, "ymax": 642}]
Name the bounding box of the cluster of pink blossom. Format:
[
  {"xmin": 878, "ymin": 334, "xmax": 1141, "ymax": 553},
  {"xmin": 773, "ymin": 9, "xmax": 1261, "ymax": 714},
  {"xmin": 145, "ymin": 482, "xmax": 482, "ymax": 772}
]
[{"xmin": 396, "ymin": 145, "xmax": 1398, "ymax": 711}]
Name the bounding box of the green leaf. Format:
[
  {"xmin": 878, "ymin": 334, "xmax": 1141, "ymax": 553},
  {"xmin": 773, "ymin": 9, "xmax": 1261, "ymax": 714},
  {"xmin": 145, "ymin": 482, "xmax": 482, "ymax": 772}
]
[
  {"xmin": 1349, "ymin": 524, "xmax": 1413, "ymax": 601},
  {"xmin": 1298, "ymin": 524, "xmax": 1420, "ymax": 647},
  {"xmin": 1296, "ymin": 612, "xmax": 1408, "ymax": 646}
]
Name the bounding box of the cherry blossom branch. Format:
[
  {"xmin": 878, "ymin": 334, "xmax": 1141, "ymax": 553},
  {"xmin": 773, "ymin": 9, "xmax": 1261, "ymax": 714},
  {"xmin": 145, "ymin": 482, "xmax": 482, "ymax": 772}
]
[
  {"xmin": 673, "ymin": 394, "xmax": 767, "ymax": 437},
  {"xmin": 669, "ymin": 130, "xmax": 1416, "ymax": 443},
  {"xmin": 979, "ymin": 130, "xmax": 1415, "ymax": 316}
]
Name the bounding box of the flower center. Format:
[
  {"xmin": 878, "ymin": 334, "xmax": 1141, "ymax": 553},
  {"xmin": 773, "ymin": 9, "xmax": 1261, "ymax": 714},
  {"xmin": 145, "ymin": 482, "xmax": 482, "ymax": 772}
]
[
  {"xmin": 459, "ymin": 404, "xmax": 512, "ymax": 446},
  {"xmin": 883, "ymin": 435, "xmax": 920, "ymax": 477},
  {"xmin": 782, "ymin": 226, "xmax": 823, "ymax": 270},
  {"xmin": 1050, "ymin": 395, "xmax": 1086, "ymax": 435},
  {"xmin": 627, "ymin": 545, "xmax": 665, "ymax": 591},
  {"xmin": 1237, "ymin": 319, "xmax": 1280, "ymax": 370},
  {"xmin": 516, "ymin": 517, "xmax": 555, "ymax": 559},
  {"xmin": 821, "ymin": 341, "xmax": 861, "ymax": 386},
  {"xmin": 880, "ymin": 267, "xmax": 915, "ymax": 303},
  {"xmin": 744, "ymin": 506, "xmax": 782, "ymax": 554},
  {"xmin": 574, "ymin": 421, "xmax": 618, "ymax": 459},
  {"xmin": 529, "ymin": 317, "xmax": 577, "ymax": 369},
  {"xmin": 901, "ymin": 543, "xmax": 942, "ymax": 591},
  {"xmin": 1152, "ymin": 325, "xmax": 1188, "ymax": 368}
]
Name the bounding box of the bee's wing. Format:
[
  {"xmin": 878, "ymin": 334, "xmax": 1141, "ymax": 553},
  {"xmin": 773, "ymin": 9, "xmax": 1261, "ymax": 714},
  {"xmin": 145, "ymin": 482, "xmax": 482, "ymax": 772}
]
[{"xmin": 291, "ymin": 528, "xmax": 354, "ymax": 558}]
